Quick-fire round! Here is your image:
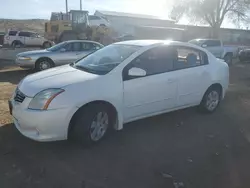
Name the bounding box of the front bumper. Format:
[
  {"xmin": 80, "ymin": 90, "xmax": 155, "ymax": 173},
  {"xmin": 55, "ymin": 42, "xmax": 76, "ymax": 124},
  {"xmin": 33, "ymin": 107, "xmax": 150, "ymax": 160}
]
[
  {"xmin": 15, "ymin": 58, "xmax": 36, "ymax": 69},
  {"xmin": 11, "ymin": 97, "xmax": 77, "ymax": 142}
]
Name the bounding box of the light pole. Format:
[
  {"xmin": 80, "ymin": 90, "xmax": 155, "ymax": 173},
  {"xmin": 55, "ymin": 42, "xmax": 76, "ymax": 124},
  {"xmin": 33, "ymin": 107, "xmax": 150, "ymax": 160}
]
[
  {"xmin": 66, "ymin": 0, "xmax": 68, "ymax": 13},
  {"xmin": 80, "ymin": 0, "xmax": 82, "ymax": 10}
]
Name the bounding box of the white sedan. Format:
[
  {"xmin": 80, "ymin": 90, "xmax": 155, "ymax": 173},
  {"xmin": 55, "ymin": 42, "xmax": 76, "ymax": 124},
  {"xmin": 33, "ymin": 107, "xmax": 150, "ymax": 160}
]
[{"xmin": 9, "ymin": 40, "xmax": 229, "ymax": 144}]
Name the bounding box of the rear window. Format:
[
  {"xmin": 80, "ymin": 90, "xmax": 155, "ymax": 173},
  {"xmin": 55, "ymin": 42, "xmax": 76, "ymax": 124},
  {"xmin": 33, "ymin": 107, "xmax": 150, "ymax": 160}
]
[
  {"xmin": 8, "ymin": 31, "xmax": 18, "ymax": 36},
  {"xmin": 204, "ymin": 40, "xmax": 221, "ymax": 47}
]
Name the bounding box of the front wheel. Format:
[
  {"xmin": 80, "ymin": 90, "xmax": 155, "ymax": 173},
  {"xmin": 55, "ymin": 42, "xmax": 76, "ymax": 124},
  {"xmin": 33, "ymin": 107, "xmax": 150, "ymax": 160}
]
[
  {"xmin": 35, "ymin": 58, "xmax": 54, "ymax": 71},
  {"xmin": 70, "ymin": 104, "xmax": 115, "ymax": 145},
  {"xmin": 199, "ymin": 87, "xmax": 221, "ymax": 113}
]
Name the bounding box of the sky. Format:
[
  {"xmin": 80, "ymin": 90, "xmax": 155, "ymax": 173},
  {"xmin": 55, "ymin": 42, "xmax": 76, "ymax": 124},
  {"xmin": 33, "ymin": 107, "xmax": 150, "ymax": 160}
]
[
  {"xmin": 0, "ymin": 0, "xmax": 235, "ymax": 28},
  {"xmin": 0, "ymin": 0, "xmax": 173, "ymax": 19}
]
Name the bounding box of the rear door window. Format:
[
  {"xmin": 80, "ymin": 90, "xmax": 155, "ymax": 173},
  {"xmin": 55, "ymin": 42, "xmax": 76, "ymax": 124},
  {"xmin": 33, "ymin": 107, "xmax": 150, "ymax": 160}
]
[
  {"xmin": 18, "ymin": 32, "xmax": 32, "ymax": 37},
  {"xmin": 203, "ymin": 40, "xmax": 221, "ymax": 47},
  {"xmin": 173, "ymin": 46, "xmax": 208, "ymax": 70}
]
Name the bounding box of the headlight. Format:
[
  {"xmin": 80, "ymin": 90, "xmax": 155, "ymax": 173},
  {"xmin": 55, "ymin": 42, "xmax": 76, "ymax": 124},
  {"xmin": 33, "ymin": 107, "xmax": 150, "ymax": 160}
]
[
  {"xmin": 28, "ymin": 89, "xmax": 64, "ymax": 110},
  {"xmin": 18, "ymin": 56, "xmax": 31, "ymax": 60}
]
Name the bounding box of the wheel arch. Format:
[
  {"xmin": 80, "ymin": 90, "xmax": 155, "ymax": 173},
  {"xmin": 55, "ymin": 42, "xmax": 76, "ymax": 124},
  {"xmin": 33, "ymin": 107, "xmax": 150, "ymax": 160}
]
[
  {"xmin": 68, "ymin": 100, "xmax": 121, "ymax": 136},
  {"xmin": 35, "ymin": 57, "xmax": 55, "ymax": 65},
  {"xmin": 203, "ymin": 83, "xmax": 223, "ymax": 101}
]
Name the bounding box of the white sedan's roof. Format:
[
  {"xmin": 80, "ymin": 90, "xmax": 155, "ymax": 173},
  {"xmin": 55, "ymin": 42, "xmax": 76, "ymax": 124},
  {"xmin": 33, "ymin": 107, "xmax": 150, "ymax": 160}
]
[
  {"xmin": 115, "ymin": 40, "xmax": 163, "ymax": 46},
  {"xmin": 115, "ymin": 40, "xmax": 210, "ymax": 56},
  {"xmin": 115, "ymin": 40, "xmax": 196, "ymax": 48}
]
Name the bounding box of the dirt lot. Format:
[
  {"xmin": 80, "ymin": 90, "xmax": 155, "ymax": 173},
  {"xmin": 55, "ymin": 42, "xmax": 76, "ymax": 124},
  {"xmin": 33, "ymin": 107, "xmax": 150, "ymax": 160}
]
[{"xmin": 1, "ymin": 60, "xmax": 250, "ymax": 188}]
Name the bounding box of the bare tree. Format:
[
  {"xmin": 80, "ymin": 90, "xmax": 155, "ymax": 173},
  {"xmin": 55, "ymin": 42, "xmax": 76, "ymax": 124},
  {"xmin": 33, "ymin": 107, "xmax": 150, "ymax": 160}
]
[{"xmin": 171, "ymin": 0, "xmax": 250, "ymax": 37}]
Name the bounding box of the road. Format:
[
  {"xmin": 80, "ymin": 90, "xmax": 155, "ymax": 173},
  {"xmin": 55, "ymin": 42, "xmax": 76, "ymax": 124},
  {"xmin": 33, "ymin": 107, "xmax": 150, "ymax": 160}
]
[{"xmin": 1, "ymin": 60, "xmax": 250, "ymax": 188}]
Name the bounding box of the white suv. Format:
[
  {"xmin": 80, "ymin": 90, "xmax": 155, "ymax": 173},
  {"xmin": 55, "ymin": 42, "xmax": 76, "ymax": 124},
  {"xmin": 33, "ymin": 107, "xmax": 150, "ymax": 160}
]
[{"xmin": 4, "ymin": 30, "xmax": 54, "ymax": 48}]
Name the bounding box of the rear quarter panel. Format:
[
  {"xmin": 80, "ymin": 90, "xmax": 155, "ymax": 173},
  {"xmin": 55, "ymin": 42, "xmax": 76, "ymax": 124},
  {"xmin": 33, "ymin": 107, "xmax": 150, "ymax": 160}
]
[{"xmin": 209, "ymin": 54, "xmax": 229, "ymax": 98}]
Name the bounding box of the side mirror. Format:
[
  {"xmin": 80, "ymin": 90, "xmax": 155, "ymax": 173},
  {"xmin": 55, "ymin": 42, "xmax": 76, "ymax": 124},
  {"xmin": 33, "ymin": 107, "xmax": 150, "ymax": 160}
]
[
  {"xmin": 128, "ymin": 67, "xmax": 146, "ymax": 77},
  {"xmin": 60, "ymin": 48, "xmax": 66, "ymax": 52},
  {"xmin": 201, "ymin": 44, "xmax": 207, "ymax": 48}
]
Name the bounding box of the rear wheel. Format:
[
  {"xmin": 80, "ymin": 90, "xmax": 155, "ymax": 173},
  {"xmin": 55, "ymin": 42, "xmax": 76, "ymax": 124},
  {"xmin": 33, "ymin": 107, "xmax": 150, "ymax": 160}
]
[
  {"xmin": 11, "ymin": 40, "xmax": 22, "ymax": 48},
  {"xmin": 58, "ymin": 31, "xmax": 78, "ymax": 43},
  {"xmin": 224, "ymin": 53, "xmax": 233, "ymax": 65},
  {"xmin": 70, "ymin": 103, "xmax": 115, "ymax": 145},
  {"xmin": 199, "ymin": 86, "xmax": 222, "ymax": 113},
  {"xmin": 35, "ymin": 58, "xmax": 54, "ymax": 71},
  {"xmin": 42, "ymin": 41, "xmax": 51, "ymax": 49}
]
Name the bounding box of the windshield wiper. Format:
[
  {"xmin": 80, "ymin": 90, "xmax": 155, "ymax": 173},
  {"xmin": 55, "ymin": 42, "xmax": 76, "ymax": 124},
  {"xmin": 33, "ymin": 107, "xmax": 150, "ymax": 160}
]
[{"xmin": 73, "ymin": 64, "xmax": 103, "ymax": 75}]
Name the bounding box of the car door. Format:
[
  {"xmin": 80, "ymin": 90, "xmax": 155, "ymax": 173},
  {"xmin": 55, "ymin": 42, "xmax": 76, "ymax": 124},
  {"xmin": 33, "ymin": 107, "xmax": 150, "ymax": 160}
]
[
  {"xmin": 173, "ymin": 46, "xmax": 210, "ymax": 107},
  {"xmin": 203, "ymin": 40, "xmax": 223, "ymax": 58},
  {"xmin": 29, "ymin": 33, "xmax": 42, "ymax": 46},
  {"xmin": 16, "ymin": 32, "xmax": 26, "ymax": 45},
  {"xmin": 55, "ymin": 42, "xmax": 81, "ymax": 65},
  {"xmin": 122, "ymin": 46, "xmax": 178, "ymax": 122}
]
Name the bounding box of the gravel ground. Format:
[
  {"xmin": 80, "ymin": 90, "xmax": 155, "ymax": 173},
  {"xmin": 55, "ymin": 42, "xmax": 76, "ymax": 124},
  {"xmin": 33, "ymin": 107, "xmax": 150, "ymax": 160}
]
[{"xmin": 1, "ymin": 60, "xmax": 250, "ymax": 188}]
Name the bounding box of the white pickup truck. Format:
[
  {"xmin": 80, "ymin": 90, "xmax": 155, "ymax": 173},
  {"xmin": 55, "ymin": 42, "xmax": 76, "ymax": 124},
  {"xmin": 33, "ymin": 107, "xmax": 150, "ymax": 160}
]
[{"xmin": 189, "ymin": 39, "xmax": 239, "ymax": 64}]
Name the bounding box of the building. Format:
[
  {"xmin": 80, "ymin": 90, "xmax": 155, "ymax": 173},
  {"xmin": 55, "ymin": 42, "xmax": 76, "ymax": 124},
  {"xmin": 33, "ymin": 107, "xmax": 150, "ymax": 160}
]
[
  {"xmin": 94, "ymin": 10, "xmax": 175, "ymax": 35},
  {"xmin": 177, "ymin": 24, "xmax": 250, "ymax": 45}
]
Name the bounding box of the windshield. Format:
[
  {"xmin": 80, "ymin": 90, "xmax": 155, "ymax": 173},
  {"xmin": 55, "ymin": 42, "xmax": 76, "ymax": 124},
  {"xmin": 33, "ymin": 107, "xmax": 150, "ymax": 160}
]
[
  {"xmin": 47, "ymin": 42, "xmax": 67, "ymax": 52},
  {"xmin": 72, "ymin": 44, "xmax": 141, "ymax": 75}
]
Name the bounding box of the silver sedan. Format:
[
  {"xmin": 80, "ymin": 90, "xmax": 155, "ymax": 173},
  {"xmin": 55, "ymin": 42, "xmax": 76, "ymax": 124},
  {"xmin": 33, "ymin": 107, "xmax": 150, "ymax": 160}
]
[{"xmin": 15, "ymin": 40, "xmax": 104, "ymax": 71}]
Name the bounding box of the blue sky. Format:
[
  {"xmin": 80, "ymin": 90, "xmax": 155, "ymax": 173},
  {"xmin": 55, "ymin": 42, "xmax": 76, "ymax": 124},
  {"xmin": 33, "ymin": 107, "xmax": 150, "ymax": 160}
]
[
  {"xmin": 1, "ymin": 0, "xmax": 236, "ymax": 28},
  {"xmin": 1, "ymin": 0, "xmax": 172, "ymax": 19}
]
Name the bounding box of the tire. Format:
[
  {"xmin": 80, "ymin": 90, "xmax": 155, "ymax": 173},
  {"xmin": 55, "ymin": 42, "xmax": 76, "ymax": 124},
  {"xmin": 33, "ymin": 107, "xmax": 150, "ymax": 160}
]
[
  {"xmin": 35, "ymin": 58, "xmax": 54, "ymax": 71},
  {"xmin": 11, "ymin": 40, "xmax": 22, "ymax": 48},
  {"xmin": 70, "ymin": 103, "xmax": 115, "ymax": 145},
  {"xmin": 58, "ymin": 31, "xmax": 78, "ymax": 43},
  {"xmin": 42, "ymin": 41, "xmax": 51, "ymax": 49},
  {"xmin": 199, "ymin": 86, "xmax": 222, "ymax": 113},
  {"xmin": 224, "ymin": 53, "xmax": 233, "ymax": 65}
]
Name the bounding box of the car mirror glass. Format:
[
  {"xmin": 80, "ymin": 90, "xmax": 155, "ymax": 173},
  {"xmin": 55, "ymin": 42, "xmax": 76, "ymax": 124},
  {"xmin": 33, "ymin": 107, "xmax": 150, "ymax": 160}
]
[{"xmin": 128, "ymin": 67, "xmax": 146, "ymax": 77}]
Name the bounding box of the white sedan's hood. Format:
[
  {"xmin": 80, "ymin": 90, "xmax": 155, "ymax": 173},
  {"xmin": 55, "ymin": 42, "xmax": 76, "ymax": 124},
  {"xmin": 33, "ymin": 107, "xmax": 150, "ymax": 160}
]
[{"xmin": 19, "ymin": 65, "xmax": 99, "ymax": 97}]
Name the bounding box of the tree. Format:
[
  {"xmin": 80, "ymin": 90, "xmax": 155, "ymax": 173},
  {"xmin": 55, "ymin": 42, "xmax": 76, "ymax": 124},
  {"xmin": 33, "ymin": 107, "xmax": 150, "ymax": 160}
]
[{"xmin": 170, "ymin": 0, "xmax": 250, "ymax": 37}]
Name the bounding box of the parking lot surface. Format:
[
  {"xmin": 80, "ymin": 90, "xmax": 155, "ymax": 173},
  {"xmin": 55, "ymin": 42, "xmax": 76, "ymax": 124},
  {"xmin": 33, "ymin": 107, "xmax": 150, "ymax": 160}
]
[{"xmin": 1, "ymin": 60, "xmax": 250, "ymax": 188}]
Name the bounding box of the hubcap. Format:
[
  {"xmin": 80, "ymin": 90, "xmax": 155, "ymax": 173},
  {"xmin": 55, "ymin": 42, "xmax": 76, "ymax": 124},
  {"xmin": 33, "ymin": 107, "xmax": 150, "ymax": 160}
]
[
  {"xmin": 90, "ymin": 112, "xmax": 109, "ymax": 141},
  {"xmin": 206, "ymin": 91, "xmax": 219, "ymax": 111},
  {"xmin": 40, "ymin": 61, "xmax": 50, "ymax": 70}
]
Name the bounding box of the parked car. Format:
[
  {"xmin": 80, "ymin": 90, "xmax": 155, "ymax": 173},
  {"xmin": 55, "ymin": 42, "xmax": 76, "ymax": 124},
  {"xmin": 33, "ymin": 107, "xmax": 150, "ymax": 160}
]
[
  {"xmin": 115, "ymin": 34, "xmax": 135, "ymax": 42},
  {"xmin": 238, "ymin": 48, "xmax": 250, "ymax": 62},
  {"xmin": 9, "ymin": 40, "xmax": 229, "ymax": 145},
  {"xmin": 189, "ymin": 39, "xmax": 239, "ymax": 64},
  {"xmin": 4, "ymin": 30, "xmax": 54, "ymax": 48},
  {"xmin": 15, "ymin": 40, "xmax": 104, "ymax": 71}
]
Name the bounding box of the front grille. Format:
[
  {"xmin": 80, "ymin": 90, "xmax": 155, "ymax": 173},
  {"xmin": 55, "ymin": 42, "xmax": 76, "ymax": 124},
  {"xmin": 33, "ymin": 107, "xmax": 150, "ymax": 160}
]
[{"xmin": 14, "ymin": 88, "xmax": 25, "ymax": 103}]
